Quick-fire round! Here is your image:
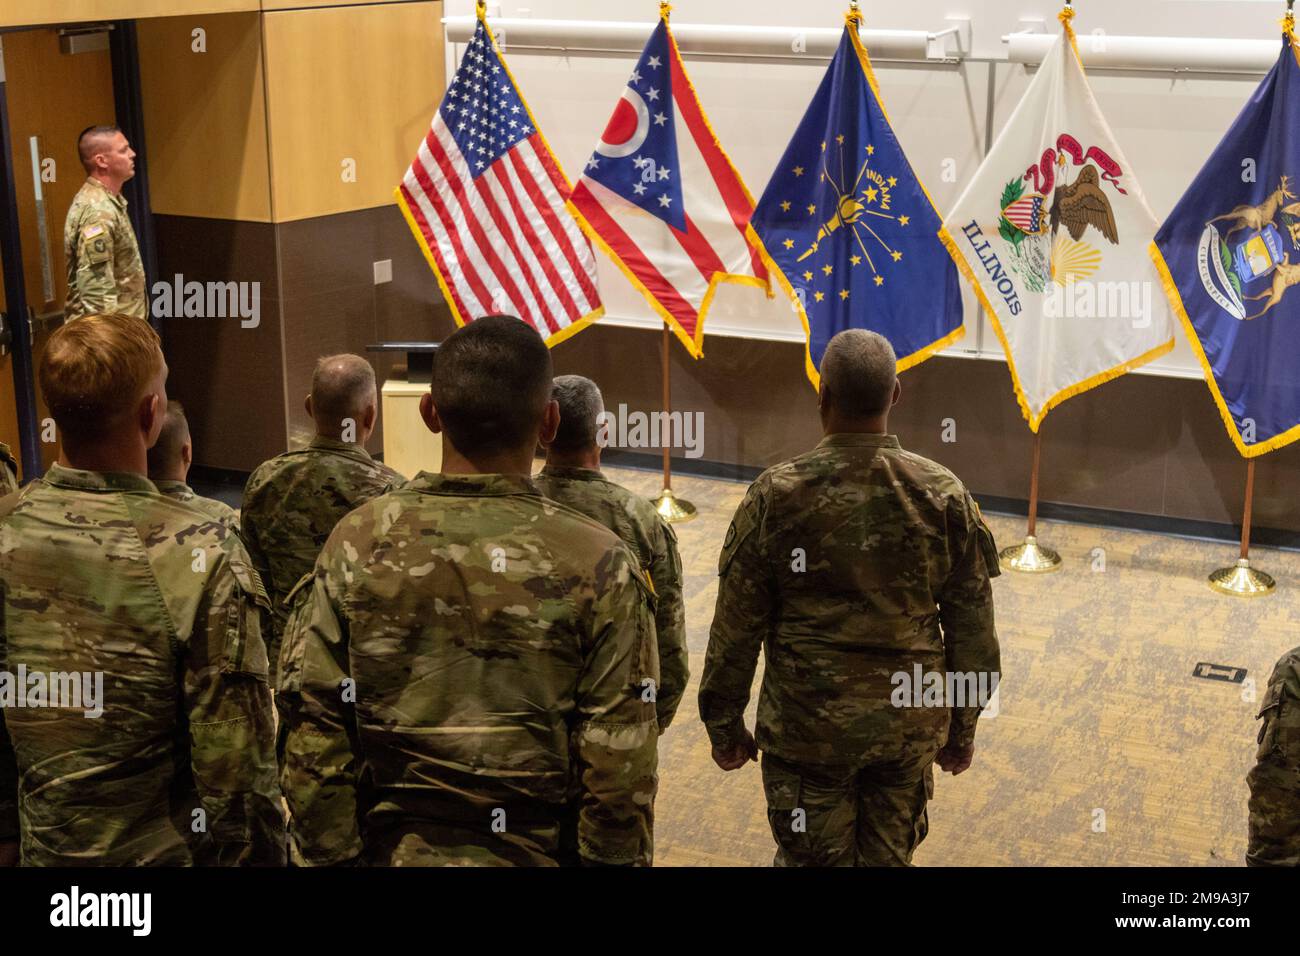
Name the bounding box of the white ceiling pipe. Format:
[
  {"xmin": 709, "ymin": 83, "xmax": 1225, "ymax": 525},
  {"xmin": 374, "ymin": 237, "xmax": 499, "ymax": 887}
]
[
  {"xmin": 1004, "ymin": 31, "xmax": 1284, "ymax": 75},
  {"xmin": 443, "ymin": 16, "xmax": 945, "ymax": 62}
]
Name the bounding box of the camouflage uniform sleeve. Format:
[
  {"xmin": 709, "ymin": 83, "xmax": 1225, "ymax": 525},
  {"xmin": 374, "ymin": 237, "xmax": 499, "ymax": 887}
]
[
  {"xmin": 277, "ymin": 568, "xmax": 364, "ymax": 866},
  {"xmin": 937, "ymin": 491, "xmax": 1002, "ymax": 751},
  {"xmin": 73, "ymin": 215, "xmax": 119, "ymax": 315},
  {"xmin": 183, "ymin": 556, "xmax": 287, "ymax": 865},
  {"xmin": 649, "ymin": 517, "xmax": 688, "ymax": 732},
  {"xmin": 698, "ymin": 481, "xmax": 772, "ymax": 752},
  {"xmin": 572, "ymin": 549, "xmax": 659, "ymax": 866},
  {"xmin": 1247, "ymin": 651, "xmax": 1300, "ymax": 866}
]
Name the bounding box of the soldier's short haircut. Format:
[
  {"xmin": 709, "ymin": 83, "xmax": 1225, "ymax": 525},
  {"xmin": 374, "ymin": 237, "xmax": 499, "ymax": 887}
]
[
  {"xmin": 432, "ymin": 314, "xmax": 552, "ymax": 456},
  {"xmin": 77, "ymin": 125, "xmax": 122, "ymax": 172},
  {"xmin": 40, "ymin": 314, "xmax": 162, "ymax": 446},
  {"xmin": 311, "ymin": 354, "xmax": 376, "ymax": 434},
  {"xmin": 550, "ymin": 374, "xmax": 604, "ymax": 453},
  {"xmin": 819, "ymin": 329, "xmax": 898, "ymax": 418},
  {"xmin": 147, "ymin": 400, "xmax": 190, "ymax": 476}
]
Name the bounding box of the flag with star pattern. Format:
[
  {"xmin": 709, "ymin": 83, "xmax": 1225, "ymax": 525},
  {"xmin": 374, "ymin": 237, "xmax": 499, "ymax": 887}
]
[
  {"xmin": 568, "ymin": 13, "xmax": 768, "ymax": 358},
  {"xmin": 749, "ymin": 14, "xmax": 963, "ymax": 387}
]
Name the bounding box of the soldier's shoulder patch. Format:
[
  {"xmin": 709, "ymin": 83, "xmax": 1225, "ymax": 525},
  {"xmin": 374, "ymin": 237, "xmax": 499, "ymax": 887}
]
[
  {"xmin": 719, "ymin": 487, "xmax": 765, "ymax": 577},
  {"xmin": 82, "ymin": 223, "xmax": 106, "ymax": 239}
]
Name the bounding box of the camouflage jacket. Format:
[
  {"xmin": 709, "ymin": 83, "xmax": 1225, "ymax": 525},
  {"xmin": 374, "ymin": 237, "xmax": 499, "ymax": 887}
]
[
  {"xmin": 0, "ymin": 465, "xmax": 285, "ymax": 865},
  {"xmin": 63, "ymin": 178, "xmax": 147, "ymax": 321},
  {"xmin": 536, "ymin": 465, "xmax": 688, "ymax": 731},
  {"xmin": 699, "ymin": 433, "xmax": 1001, "ymax": 767},
  {"xmin": 277, "ymin": 472, "xmax": 659, "ymax": 867},
  {"xmin": 154, "ymin": 478, "xmax": 241, "ymax": 537},
  {"xmin": 1247, "ymin": 645, "xmax": 1300, "ymax": 866},
  {"xmin": 241, "ymin": 436, "xmax": 404, "ymax": 663},
  {"xmin": 0, "ymin": 444, "xmax": 17, "ymax": 496}
]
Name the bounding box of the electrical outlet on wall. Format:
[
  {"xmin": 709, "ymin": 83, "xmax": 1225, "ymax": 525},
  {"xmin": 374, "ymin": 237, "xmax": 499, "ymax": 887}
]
[{"xmin": 373, "ymin": 259, "xmax": 393, "ymax": 285}]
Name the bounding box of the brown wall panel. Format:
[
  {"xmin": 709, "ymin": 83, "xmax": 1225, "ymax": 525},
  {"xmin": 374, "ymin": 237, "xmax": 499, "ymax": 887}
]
[
  {"xmin": 0, "ymin": 0, "xmax": 257, "ymax": 27},
  {"xmin": 137, "ymin": 12, "xmax": 272, "ymax": 221},
  {"xmin": 261, "ymin": 1, "xmax": 443, "ymax": 222},
  {"xmin": 154, "ymin": 214, "xmax": 286, "ymax": 471},
  {"xmin": 548, "ymin": 324, "xmax": 1300, "ymax": 534}
]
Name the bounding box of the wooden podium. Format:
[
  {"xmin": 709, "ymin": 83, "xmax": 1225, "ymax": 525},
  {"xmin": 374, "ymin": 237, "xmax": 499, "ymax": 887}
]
[{"xmin": 368, "ymin": 342, "xmax": 442, "ymax": 480}]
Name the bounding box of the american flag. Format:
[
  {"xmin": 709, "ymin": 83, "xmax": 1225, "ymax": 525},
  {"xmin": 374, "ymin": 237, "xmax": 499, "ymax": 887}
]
[
  {"xmin": 396, "ymin": 16, "xmax": 603, "ymax": 345},
  {"xmin": 568, "ymin": 15, "xmax": 768, "ymax": 359}
]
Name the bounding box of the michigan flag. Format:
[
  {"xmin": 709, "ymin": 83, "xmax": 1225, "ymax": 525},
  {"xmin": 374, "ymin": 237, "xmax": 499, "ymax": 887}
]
[
  {"xmin": 941, "ymin": 9, "xmax": 1174, "ymax": 431},
  {"xmin": 569, "ymin": 10, "xmax": 768, "ymax": 359},
  {"xmin": 749, "ymin": 9, "xmax": 962, "ymax": 388},
  {"xmin": 1150, "ymin": 29, "xmax": 1300, "ymax": 457}
]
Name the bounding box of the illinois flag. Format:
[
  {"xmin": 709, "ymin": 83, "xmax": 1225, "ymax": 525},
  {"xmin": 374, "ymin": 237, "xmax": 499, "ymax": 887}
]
[
  {"xmin": 750, "ymin": 9, "xmax": 962, "ymax": 388},
  {"xmin": 568, "ymin": 10, "xmax": 768, "ymax": 358},
  {"xmin": 1150, "ymin": 28, "xmax": 1300, "ymax": 457},
  {"xmin": 940, "ymin": 9, "xmax": 1174, "ymax": 430},
  {"xmin": 396, "ymin": 10, "xmax": 602, "ymax": 346}
]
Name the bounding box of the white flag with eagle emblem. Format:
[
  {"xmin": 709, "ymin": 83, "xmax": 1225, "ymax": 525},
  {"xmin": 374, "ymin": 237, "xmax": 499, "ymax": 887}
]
[{"xmin": 939, "ymin": 12, "xmax": 1174, "ymax": 431}]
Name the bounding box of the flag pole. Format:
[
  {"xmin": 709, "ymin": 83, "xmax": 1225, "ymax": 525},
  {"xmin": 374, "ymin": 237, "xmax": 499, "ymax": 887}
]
[
  {"xmin": 1209, "ymin": 458, "xmax": 1276, "ymax": 596},
  {"xmin": 999, "ymin": 428, "xmax": 1062, "ymax": 572},
  {"xmin": 651, "ymin": 322, "xmax": 697, "ymax": 524}
]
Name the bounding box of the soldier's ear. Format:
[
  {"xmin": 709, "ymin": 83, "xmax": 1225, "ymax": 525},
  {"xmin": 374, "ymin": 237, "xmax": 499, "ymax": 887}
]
[
  {"xmin": 182, "ymin": 440, "xmax": 193, "ymax": 471},
  {"xmin": 539, "ymin": 399, "xmax": 560, "ymax": 445},
  {"xmin": 419, "ymin": 392, "xmax": 441, "ymax": 433},
  {"xmin": 141, "ymin": 393, "xmax": 162, "ymax": 445},
  {"xmin": 817, "ymin": 383, "xmax": 828, "ymax": 411},
  {"xmin": 891, "ymin": 378, "xmax": 902, "ymax": 408},
  {"xmin": 303, "ymin": 394, "xmax": 314, "ymax": 418}
]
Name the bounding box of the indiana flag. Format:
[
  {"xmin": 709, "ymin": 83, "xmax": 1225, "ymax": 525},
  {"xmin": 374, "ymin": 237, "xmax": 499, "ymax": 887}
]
[
  {"xmin": 940, "ymin": 9, "xmax": 1174, "ymax": 431},
  {"xmin": 567, "ymin": 11, "xmax": 768, "ymax": 358},
  {"xmin": 1150, "ymin": 29, "xmax": 1300, "ymax": 457},
  {"xmin": 396, "ymin": 10, "xmax": 603, "ymax": 346},
  {"xmin": 750, "ymin": 9, "xmax": 963, "ymax": 388}
]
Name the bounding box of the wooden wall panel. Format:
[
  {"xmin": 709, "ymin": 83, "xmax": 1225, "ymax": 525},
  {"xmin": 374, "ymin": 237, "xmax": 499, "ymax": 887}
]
[
  {"xmin": 261, "ymin": 1, "xmax": 442, "ymax": 222},
  {"xmin": 0, "ymin": 1, "xmax": 257, "ymax": 27},
  {"xmin": 137, "ymin": 12, "xmax": 272, "ymax": 221},
  {"xmin": 2, "ymin": 29, "xmax": 116, "ymax": 312}
]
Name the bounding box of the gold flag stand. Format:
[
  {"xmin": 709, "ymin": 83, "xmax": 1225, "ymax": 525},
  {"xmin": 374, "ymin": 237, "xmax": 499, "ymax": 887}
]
[
  {"xmin": 999, "ymin": 430, "xmax": 1062, "ymax": 572},
  {"xmin": 1208, "ymin": 459, "xmax": 1275, "ymax": 596},
  {"xmin": 651, "ymin": 323, "xmax": 697, "ymax": 524}
]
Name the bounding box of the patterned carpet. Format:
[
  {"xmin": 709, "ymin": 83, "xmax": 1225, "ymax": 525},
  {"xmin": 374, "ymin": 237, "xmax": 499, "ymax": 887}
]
[{"xmin": 596, "ymin": 462, "xmax": 1295, "ymax": 867}]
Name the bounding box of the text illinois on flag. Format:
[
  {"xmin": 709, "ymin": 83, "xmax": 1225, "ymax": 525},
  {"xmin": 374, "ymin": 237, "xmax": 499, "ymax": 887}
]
[
  {"xmin": 396, "ymin": 12, "xmax": 603, "ymax": 346},
  {"xmin": 940, "ymin": 9, "xmax": 1174, "ymax": 431},
  {"xmin": 1150, "ymin": 27, "xmax": 1300, "ymax": 457},
  {"xmin": 567, "ymin": 11, "xmax": 769, "ymax": 359},
  {"xmin": 749, "ymin": 8, "xmax": 963, "ymax": 389}
]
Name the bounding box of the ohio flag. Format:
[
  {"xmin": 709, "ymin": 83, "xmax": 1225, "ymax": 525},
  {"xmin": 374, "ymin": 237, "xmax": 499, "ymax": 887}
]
[{"xmin": 568, "ymin": 12, "xmax": 768, "ymax": 358}]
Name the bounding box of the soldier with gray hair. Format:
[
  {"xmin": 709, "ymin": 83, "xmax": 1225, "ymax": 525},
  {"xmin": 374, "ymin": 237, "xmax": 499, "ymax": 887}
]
[
  {"xmin": 699, "ymin": 328, "xmax": 1001, "ymax": 867},
  {"xmin": 241, "ymin": 354, "xmax": 404, "ymax": 670},
  {"xmin": 537, "ymin": 374, "xmax": 689, "ymax": 731}
]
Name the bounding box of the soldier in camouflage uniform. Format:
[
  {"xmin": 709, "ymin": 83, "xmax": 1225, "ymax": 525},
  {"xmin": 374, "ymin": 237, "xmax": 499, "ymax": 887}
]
[
  {"xmin": 699, "ymin": 330, "xmax": 1001, "ymax": 867},
  {"xmin": 148, "ymin": 399, "xmax": 241, "ymax": 535},
  {"xmin": 63, "ymin": 126, "xmax": 147, "ymax": 321},
  {"xmin": 0, "ymin": 443, "xmax": 17, "ymax": 496},
  {"xmin": 1247, "ymin": 645, "xmax": 1300, "ymax": 866},
  {"xmin": 241, "ymin": 354, "xmax": 404, "ymax": 668},
  {"xmin": 278, "ymin": 315, "xmax": 659, "ymax": 866},
  {"xmin": 0, "ymin": 314, "xmax": 284, "ymax": 866},
  {"xmin": 536, "ymin": 374, "xmax": 688, "ymax": 732}
]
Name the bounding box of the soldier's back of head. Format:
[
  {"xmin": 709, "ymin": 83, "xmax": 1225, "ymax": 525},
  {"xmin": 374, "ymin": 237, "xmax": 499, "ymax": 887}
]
[{"xmin": 0, "ymin": 314, "xmax": 279, "ymax": 865}]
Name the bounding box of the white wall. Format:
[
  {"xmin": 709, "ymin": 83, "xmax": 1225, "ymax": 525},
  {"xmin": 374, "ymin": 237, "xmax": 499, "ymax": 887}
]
[{"xmin": 444, "ymin": 0, "xmax": 1292, "ymax": 378}]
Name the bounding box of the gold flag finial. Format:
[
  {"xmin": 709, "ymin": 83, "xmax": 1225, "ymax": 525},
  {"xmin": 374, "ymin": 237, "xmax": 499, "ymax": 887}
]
[
  {"xmin": 660, "ymin": 1, "xmax": 672, "ymax": 20},
  {"xmin": 1286, "ymin": 0, "xmax": 1297, "ymax": 42},
  {"xmin": 476, "ymin": 0, "xmax": 487, "ymax": 19},
  {"xmin": 847, "ymin": 1, "xmax": 862, "ymax": 28},
  {"xmin": 1059, "ymin": 0, "xmax": 1076, "ymax": 30}
]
